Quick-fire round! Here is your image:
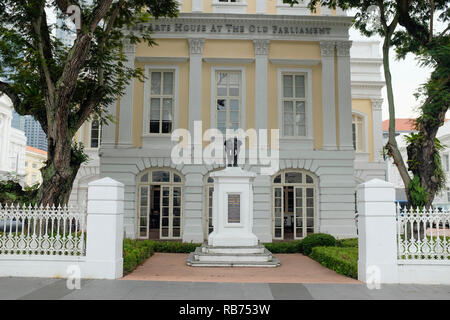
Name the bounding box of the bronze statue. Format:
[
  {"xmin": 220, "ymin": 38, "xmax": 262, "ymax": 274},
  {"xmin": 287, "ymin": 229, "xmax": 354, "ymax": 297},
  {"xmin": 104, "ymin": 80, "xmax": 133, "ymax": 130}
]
[{"xmin": 224, "ymin": 137, "xmax": 242, "ymax": 167}]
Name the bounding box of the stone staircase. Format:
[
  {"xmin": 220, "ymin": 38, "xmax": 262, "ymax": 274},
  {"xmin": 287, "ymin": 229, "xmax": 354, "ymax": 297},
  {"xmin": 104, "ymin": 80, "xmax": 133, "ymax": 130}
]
[{"xmin": 187, "ymin": 244, "xmax": 280, "ymax": 267}]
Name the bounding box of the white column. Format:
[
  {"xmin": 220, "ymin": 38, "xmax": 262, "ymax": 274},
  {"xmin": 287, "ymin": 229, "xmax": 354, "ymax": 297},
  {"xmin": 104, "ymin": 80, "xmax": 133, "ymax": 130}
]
[
  {"xmin": 188, "ymin": 38, "xmax": 205, "ymax": 133},
  {"xmin": 117, "ymin": 40, "xmax": 135, "ymax": 148},
  {"xmin": 0, "ymin": 114, "xmax": 9, "ymax": 171},
  {"xmin": 256, "ymin": 0, "xmax": 267, "ymax": 14},
  {"xmin": 254, "ymin": 40, "xmax": 270, "ymax": 131},
  {"xmin": 357, "ymin": 179, "xmax": 398, "ymax": 284},
  {"xmin": 192, "ymin": 0, "xmax": 203, "ymax": 12},
  {"xmin": 320, "ymin": 41, "xmax": 337, "ymax": 150},
  {"xmin": 86, "ymin": 177, "xmax": 124, "ymax": 279},
  {"xmin": 336, "ymin": 41, "xmax": 353, "ymax": 150},
  {"xmin": 371, "ymin": 98, "xmax": 384, "ymax": 162}
]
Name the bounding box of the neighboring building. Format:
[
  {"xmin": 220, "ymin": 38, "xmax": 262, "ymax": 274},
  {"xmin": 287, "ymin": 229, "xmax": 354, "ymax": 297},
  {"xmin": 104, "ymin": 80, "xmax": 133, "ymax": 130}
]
[
  {"xmin": 10, "ymin": 112, "xmax": 48, "ymax": 152},
  {"xmin": 24, "ymin": 146, "xmax": 47, "ymax": 187},
  {"xmin": 385, "ymin": 119, "xmax": 450, "ymax": 209},
  {"xmin": 0, "ymin": 95, "xmax": 26, "ymax": 181},
  {"xmin": 95, "ymin": 2, "xmax": 386, "ymax": 243},
  {"xmin": 23, "ymin": 116, "xmax": 48, "ymax": 151},
  {"xmin": 11, "ymin": 111, "xmax": 25, "ymax": 131}
]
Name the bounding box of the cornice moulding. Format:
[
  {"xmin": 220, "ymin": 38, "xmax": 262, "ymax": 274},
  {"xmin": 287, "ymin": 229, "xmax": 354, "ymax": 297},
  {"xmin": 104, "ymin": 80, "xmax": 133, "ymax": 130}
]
[
  {"xmin": 270, "ymin": 58, "xmax": 320, "ymax": 66},
  {"xmin": 136, "ymin": 57, "xmax": 189, "ymax": 63},
  {"xmin": 203, "ymin": 57, "xmax": 255, "ymax": 64}
]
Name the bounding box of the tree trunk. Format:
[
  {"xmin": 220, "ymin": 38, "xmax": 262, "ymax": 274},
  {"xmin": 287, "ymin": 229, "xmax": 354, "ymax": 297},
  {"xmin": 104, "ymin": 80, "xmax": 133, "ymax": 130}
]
[
  {"xmin": 36, "ymin": 130, "xmax": 83, "ymax": 207},
  {"xmin": 382, "ymin": 36, "xmax": 413, "ymax": 205}
]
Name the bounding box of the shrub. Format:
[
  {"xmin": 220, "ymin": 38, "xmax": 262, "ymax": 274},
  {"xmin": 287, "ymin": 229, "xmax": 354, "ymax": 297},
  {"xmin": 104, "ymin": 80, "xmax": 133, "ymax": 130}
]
[
  {"xmin": 336, "ymin": 238, "xmax": 358, "ymax": 248},
  {"xmin": 302, "ymin": 233, "xmax": 336, "ymax": 255},
  {"xmin": 122, "ymin": 239, "xmax": 202, "ymax": 275},
  {"xmin": 309, "ymin": 246, "xmax": 358, "ymax": 279},
  {"xmin": 264, "ymin": 240, "xmax": 303, "ymax": 253}
]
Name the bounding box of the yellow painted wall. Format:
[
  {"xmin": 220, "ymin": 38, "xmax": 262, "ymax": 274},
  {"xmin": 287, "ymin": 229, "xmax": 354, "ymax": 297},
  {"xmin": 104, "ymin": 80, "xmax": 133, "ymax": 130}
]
[
  {"xmin": 266, "ymin": 0, "xmax": 277, "ymax": 14},
  {"xmin": 269, "ymin": 41, "xmax": 321, "ymax": 60},
  {"xmin": 203, "ymin": 40, "xmax": 254, "ymax": 59},
  {"xmin": 247, "ymin": 0, "xmax": 256, "ymax": 14},
  {"xmin": 352, "ymin": 99, "xmax": 374, "ymax": 161},
  {"xmin": 135, "ymin": 39, "xmax": 189, "ymax": 58},
  {"xmin": 334, "ymin": 54, "xmax": 339, "ymax": 147},
  {"xmin": 203, "ymin": 0, "xmax": 212, "ymax": 13},
  {"xmin": 180, "ymin": 0, "xmax": 192, "ymax": 12}
]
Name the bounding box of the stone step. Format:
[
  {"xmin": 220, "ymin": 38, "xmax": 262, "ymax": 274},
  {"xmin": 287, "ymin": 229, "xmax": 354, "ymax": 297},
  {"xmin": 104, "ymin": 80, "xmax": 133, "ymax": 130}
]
[
  {"xmin": 186, "ymin": 246, "xmax": 280, "ymax": 267},
  {"xmin": 202, "ymin": 245, "xmax": 266, "ymax": 255},
  {"xmin": 187, "ymin": 253, "xmax": 281, "ymax": 268}
]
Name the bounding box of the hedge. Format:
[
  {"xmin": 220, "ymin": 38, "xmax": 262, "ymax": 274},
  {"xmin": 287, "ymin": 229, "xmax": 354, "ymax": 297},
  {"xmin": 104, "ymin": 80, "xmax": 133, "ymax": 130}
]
[
  {"xmin": 263, "ymin": 240, "xmax": 303, "ymax": 253},
  {"xmin": 336, "ymin": 238, "xmax": 358, "ymax": 248},
  {"xmin": 123, "ymin": 239, "xmax": 202, "ymax": 275},
  {"xmin": 309, "ymin": 246, "xmax": 358, "ymax": 279},
  {"xmin": 301, "ymin": 233, "xmax": 336, "ymax": 255}
]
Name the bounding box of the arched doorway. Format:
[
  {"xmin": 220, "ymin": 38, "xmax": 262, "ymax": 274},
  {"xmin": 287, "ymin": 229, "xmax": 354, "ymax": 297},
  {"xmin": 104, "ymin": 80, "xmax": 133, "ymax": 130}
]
[
  {"xmin": 272, "ymin": 170, "xmax": 318, "ymax": 240},
  {"xmin": 137, "ymin": 169, "xmax": 184, "ymax": 240}
]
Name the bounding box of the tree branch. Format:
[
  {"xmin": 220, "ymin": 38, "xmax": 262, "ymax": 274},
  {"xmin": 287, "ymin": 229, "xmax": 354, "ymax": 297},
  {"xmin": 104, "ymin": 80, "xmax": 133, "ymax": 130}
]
[
  {"xmin": 75, "ymin": 86, "xmax": 107, "ymax": 131},
  {"xmin": 31, "ymin": 2, "xmax": 56, "ymax": 103}
]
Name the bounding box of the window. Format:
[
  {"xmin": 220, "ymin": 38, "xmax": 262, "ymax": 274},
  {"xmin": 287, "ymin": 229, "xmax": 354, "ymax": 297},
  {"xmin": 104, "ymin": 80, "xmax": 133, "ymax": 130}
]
[
  {"xmin": 443, "ymin": 154, "xmax": 449, "ymax": 172},
  {"xmin": 32, "ymin": 163, "xmax": 37, "ymax": 169},
  {"xmin": 282, "ymin": 74, "xmax": 306, "ymax": 137},
  {"xmin": 447, "ymin": 188, "xmax": 450, "ymax": 202},
  {"xmin": 215, "ymin": 71, "xmax": 241, "ymax": 133},
  {"xmin": 149, "ymin": 71, "xmax": 174, "ymax": 134},
  {"xmin": 90, "ymin": 119, "xmax": 101, "ymax": 148},
  {"xmin": 352, "ymin": 114, "xmax": 365, "ymax": 152}
]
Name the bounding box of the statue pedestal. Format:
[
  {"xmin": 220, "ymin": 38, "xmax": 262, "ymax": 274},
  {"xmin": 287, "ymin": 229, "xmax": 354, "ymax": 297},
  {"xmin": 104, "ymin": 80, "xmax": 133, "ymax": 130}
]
[
  {"xmin": 208, "ymin": 166, "xmax": 258, "ymax": 247},
  {"xmin": 187, "ymin": 167, "xmax": 280, "ymax": 267}
]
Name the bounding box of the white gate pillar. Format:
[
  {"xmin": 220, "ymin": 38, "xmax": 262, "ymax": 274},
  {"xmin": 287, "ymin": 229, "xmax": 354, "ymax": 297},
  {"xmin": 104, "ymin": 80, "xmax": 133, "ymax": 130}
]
[
  {"xmin": 86, "ymin": 177, "xmax": 124, "ymax": 279},
  {"xmin": 357, "ymin": 179, "xmax": 398, "ymax": 283}
]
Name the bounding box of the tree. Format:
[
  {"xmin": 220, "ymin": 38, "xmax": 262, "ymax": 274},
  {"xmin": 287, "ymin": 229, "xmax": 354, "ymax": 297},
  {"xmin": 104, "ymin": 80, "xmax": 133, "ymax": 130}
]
[
  {"xmin": 0, "ymin": 0, "xmax": 179, "ymax": 206},
  {"xmin": 289, "ymin": 0, "xmax": 449, "ymax": 207}
]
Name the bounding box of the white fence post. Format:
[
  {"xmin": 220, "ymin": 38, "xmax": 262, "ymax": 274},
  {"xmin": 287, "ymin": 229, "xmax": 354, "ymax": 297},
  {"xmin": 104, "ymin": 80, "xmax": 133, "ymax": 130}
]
[
  {"xmin": 357, "ymin": 179, "xmax": 398, "ymax": 283},
  {"xmin": 86, "ymin": 177, "xmax": 124, "ymax": 279}
]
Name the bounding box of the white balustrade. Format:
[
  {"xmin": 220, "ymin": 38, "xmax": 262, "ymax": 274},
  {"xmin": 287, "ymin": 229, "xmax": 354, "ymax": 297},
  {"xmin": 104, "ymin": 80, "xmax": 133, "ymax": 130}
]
[
  {"xmin": 397, "ymin": 204, "xmax": 449, "ymax": 261},
  {"xmin": 0, "ymin": 203, "xmax": 86, "ymax": 256}
]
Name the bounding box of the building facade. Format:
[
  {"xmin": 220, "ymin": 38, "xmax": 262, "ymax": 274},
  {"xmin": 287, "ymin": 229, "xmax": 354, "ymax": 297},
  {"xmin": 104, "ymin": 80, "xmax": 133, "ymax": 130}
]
[
  {"xmin": 24, "ymin": 146, "xmax": 47, "ymax": 187},
  {"xmin": 0, "ymin": 95, "xmax": 26, "ymax": 181},
  {"xmin": 95, "ymin": 1, "xmax": 385, "ymax": 242}
]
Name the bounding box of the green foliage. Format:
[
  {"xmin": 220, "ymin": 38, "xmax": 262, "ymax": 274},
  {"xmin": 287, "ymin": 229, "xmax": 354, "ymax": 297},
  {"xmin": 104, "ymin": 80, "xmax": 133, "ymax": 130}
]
[
  {"xmin": 0, "ymin": 179, "xmax": 39, "ymax": 206},
  {"xmin": 122, "ymin": 239, "xmax": 202, "ymax": 275},
  {"xmin": 264, "ymin": 240, "xmax": 303, "ymax": 253},
  {"xmin": 309, "ymin": 246, "xmax": 358, "ymax": 279},
  {"xmin": 336, "ymin": 238, "xmax": 358, "ymax": 248},
  {"xmin": 301, "ymin": 233, "xmax": 336, "ymax": 255},
  {"xmin": 407, "ymin": 175, "xmax": 429, "ymax": 207}
]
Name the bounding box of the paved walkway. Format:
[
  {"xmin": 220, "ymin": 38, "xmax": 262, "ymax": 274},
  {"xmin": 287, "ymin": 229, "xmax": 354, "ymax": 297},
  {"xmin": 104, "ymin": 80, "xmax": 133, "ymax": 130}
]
[
  {"xmin": 0, "ymin": 277, "xmax": 449, "ymax": 300},
  {"xmin": 122, "ymin": 253, "xmax": 360, "ymax": 283}
]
